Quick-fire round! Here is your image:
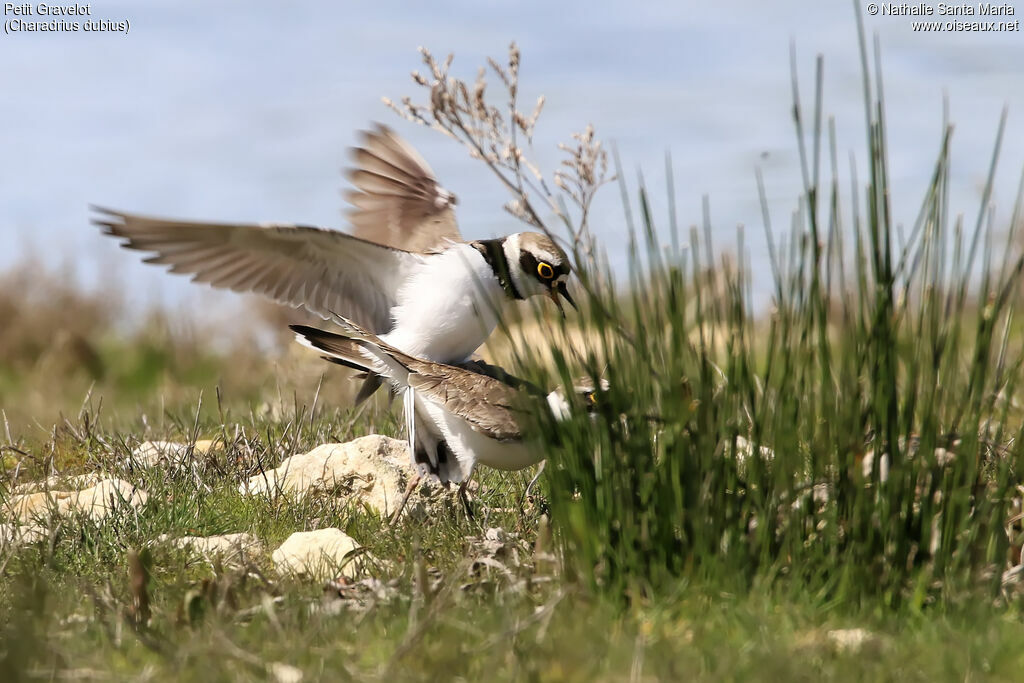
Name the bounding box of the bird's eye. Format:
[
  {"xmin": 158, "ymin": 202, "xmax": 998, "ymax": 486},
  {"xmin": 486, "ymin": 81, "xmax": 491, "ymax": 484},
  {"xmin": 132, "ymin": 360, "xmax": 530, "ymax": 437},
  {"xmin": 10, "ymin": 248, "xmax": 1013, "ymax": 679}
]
[{"xmin": 537, "ymin": 262, "xmax": 554, "ymax": 280}]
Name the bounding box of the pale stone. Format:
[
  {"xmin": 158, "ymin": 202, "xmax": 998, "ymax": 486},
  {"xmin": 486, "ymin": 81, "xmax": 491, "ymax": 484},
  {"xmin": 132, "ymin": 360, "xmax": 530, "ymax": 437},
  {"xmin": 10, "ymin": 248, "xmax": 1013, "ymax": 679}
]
[
  {"xmin": 58, "ymin": 478, "xmax": 148, "ymax": 521},
  {"xmin": 239, "ymin": 435, "xmax": 442, "ymax": 518},
  {"xmin": 933, "ymin": 447, "xmax": 956, "ymax": 466},
  {"xmin": 0, "ymin": 523, "xmax": 45, "ymax": 548},
  {"xmin": 131, "ymin": 439, "xmax": 220, "ymax": 467},
  {"xmin": 826, "ymin": 628, "xmax": 878, "ymax": 654},
  {"xmin": 6, "ymin": 490, "xmax": 75, "ymax": 523},
  {"xmin": 166, "ymin": 533, "xmax": 263, "ymax": 565},
  {"xmin": 789, "ymin": 483, "xmax": 832, "ymax": 512},
  {"xmin": 733, "ymin": 435, "xmax": 775, "ymax": 464},
  {"xmin": 6, "ymin": 478, "xmax": 148, "ymax": 524},
  {"xmin": 14, "ymin": 473, "xmax": 104, "ymax": 495},
  {"xmin": 268, "ymin": 662, "xmax": 303, "ymax": 683},
  {"xmin": 272, "ymin": 528, "xmax": 363, "ymax": 580},
  {"xmin": 485, "ymin": 527, "xmax": 508, "ymax": 545},
  {"xmin": 861, "ymin": 450, "xmax": 891, "ymax": 482},
  {"xmin": 860, "ymin": 443, "xmax": 954, "ymax": 482}
]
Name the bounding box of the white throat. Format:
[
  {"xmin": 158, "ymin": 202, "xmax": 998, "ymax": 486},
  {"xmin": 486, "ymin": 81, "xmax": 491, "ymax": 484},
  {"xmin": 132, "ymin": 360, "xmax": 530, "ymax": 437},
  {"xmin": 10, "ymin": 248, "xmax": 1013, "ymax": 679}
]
[{"xmin": 546, "ymin": 390, "xmax": 571, "ymax": 421}]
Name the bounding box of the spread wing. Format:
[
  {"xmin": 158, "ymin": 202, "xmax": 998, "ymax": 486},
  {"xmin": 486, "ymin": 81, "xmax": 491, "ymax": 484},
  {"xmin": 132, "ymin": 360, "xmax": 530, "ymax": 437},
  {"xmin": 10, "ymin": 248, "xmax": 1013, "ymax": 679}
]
[
  {"xmin": 345, "ymin": 124, "xmax": 462, "ymax": 253},
  {"xmin": 92, "ymin": 207, "xmax": 424, "ymax": 332},
  {"xmin": 407, "ymin": 368, "xmax": 526, "ymax": 442}
]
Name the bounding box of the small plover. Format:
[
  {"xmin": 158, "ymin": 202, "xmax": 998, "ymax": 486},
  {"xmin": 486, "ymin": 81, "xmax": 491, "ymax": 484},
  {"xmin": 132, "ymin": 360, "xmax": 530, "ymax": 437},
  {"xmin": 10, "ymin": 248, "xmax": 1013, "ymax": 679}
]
[
  {"xmin": 92, "ymin": 124, "xmax": 575, "ymax": 400},
  {"xmin": 290, "ymin": 315, "xmax": 597, "ymax": 485}
]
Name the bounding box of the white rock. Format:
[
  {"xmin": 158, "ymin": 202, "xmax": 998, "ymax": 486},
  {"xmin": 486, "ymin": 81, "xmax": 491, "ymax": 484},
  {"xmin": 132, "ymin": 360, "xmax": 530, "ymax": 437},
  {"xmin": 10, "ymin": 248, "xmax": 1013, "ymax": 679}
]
[
  {"xmin": 485, "ymin": 527, "xmax": 508, "ymax": 545},
  {"xmin": 131, "ymin": 439, "xmax": 220, "ymax": 468},
  {"xmin": 826, "ymin": 628, "xmax": 878, "ymax": 654},
  {"xmin": 6, "ymin": 491, "xmax": 73, "ymax": 523},
  {"xmin": 64, "ymin": 478, "xmax": 148, "ymax": 520},
  {"xmin": 272, "ymin": 528, "xmax": 363, "ymax": 580},
  {"xmin": 733, "ymin": 435, "xmax": 775, "ymax": 464},
  {"xmin": 166, "ymin": 533, "xmax": 263, "ymax": 565},
  {"xmin": 0, "ymin": 523, "xmax": 45, "ymax": 549},
  {"xmin": 6, "ymin": 478, "xmax": 148, "ymax": 524},
  {"xmin": 860, "ymin": 450, "xmax": 891, "ymax": 482},
  {"xmin": 933, "ymin": 447, "xmax": 956, "ymax": 467},
  {"xmin": 240, "ymin": 435, "xmax": 440, "ymax": 517},
  {"xmin": 268, "ymin": 662, "xmax": 303, "ymax": 683},
  {"xmin": 13, "ymin": 473, "xmax": 104, "ymax": 495}
]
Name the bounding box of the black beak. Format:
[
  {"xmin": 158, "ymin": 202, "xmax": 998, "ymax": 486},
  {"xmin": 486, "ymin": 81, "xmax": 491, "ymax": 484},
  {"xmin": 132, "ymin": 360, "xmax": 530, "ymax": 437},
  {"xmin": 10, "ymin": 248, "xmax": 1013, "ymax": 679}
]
[
  {"xmin": 558, "ymin": 281, "xmax": 577, "ymax": 311},
  {"xmin": 549, "ymin": 281, "xmax": 577, "ymax": 318}
]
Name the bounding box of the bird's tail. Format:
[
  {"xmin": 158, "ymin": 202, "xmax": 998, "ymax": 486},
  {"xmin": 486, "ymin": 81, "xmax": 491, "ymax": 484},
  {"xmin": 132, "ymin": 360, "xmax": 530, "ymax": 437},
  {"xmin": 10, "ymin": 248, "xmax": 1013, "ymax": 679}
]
[
  {"xmin": 290, "ymin": 324, "xmax": 371, "ymax": 372},
  {"xmin": 290, "ymin": 311, "xmax": 419, "ymax": 387},
  {"xmin": 290, "ymin": 314, "xmax": 431, "ymax": 478}
]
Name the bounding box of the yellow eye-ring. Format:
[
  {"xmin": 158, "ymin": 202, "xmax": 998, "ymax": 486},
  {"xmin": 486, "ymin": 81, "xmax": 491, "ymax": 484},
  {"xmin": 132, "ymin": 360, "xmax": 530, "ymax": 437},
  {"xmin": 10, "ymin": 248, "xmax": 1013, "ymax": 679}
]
[{"xmin": 537, "ymin": 262, "xmax": 554, "ymax": 280}]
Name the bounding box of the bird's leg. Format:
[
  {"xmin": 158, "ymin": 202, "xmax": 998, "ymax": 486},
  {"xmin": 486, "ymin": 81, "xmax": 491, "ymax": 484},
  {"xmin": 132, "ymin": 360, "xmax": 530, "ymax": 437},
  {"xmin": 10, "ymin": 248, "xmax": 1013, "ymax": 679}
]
[
  {"xmin": 389, "ymin": 473, "xmax": 422, "ymax": 526},
  {"xmin": 458, "ymin": 479, "xmax": 474, "ymax": 520},
  {"xmin": 520, "ymin": 460, "xmax": 547, "ymax": 511}
]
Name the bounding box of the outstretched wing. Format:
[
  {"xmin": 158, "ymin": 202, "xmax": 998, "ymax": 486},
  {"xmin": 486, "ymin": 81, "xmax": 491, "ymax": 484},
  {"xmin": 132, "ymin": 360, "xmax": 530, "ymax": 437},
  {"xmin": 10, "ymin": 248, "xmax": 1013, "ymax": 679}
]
[
  {"xmin": 345, "ymin": 124, "xmax": 462, "ymax": 253},
  {"xmin": 93, "ymin": 207, "xmax": 424, "ymax": 332}
]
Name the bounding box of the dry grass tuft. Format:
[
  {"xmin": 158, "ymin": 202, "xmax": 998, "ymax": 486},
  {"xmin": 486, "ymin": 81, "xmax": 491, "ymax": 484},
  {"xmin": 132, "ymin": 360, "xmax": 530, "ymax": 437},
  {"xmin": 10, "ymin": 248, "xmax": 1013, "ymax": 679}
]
[{"xmin": 0, "ymin": 261, "xmax": 363, "ymax": 446}]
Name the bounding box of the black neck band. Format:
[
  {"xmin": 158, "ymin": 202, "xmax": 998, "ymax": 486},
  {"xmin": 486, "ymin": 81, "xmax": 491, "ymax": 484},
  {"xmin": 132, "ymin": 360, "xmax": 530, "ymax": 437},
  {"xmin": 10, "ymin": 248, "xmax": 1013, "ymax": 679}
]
[{"xmin": 474, "ymin": 239, "xmax": 524, "ymax": 300}]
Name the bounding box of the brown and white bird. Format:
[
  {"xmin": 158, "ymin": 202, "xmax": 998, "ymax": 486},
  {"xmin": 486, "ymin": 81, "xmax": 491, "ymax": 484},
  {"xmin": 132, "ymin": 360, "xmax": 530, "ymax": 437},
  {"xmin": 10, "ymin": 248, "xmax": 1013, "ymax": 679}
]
[
  {"xmin": 92, "ymin": 124, "xmax": 575, "ymax": 399},
  {"xmin": 290, "ymin": 315, "xmax": 598, "ymax": 485}
]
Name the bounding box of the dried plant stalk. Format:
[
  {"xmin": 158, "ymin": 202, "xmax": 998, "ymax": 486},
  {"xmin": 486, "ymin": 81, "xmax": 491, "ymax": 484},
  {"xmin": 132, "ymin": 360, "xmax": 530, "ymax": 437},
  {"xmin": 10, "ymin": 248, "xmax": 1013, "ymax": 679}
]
[{"xmin": 384, "ymin": 42, "xmax": 613, "ymax": 270}]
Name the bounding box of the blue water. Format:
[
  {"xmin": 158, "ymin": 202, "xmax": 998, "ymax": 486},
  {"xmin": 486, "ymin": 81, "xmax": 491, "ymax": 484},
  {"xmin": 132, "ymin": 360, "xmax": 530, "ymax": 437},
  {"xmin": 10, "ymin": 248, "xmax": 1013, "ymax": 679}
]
[{"xmin": 2, "ymin": 1, "xmax": 1022, "ymax": 315}]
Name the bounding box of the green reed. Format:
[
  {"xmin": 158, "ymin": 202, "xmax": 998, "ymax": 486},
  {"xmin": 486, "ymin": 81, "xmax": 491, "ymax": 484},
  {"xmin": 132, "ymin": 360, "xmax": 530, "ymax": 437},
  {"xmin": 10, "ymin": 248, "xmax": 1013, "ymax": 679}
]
[{"xmin": 531, "ymin": 19, "xmax": 1024, "ymax": 609}]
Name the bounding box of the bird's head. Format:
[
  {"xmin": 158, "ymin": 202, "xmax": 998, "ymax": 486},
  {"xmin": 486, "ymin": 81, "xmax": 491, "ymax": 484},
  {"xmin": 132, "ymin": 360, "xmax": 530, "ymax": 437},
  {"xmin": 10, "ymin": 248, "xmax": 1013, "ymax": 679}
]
[{"xmin": 504, "ymin": 232, "xmax": 576, "ymax": 315}]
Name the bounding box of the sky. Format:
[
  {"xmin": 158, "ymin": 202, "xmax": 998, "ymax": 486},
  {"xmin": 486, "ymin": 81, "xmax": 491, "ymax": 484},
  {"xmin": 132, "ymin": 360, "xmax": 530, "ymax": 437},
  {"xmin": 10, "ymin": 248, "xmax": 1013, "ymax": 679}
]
[{"xmin": 2, "ymin": 0, "xmax": 1022, "ymax": 316}]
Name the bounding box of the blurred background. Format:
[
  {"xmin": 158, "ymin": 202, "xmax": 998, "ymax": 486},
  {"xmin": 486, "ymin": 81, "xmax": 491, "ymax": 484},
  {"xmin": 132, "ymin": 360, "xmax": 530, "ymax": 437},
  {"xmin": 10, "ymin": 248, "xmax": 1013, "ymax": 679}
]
[
  {"xmin": 2, "ymin": 0, "xmax": 1023, "ymax": 311},
  {"xmin": 1, "ymin": 0, "xmax": 1022, "ymax": 433}
]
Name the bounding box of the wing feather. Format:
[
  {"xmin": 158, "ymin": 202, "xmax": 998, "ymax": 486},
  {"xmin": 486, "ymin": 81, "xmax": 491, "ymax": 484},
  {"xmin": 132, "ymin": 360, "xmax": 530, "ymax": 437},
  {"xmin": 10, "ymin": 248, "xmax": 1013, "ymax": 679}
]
[
  {"xmin": 407, "ymin": 370, "xmax": 525, "ymax": 442},
  {"xmin": 349, "ymin": 148, "xmax": 422, "ymax": 186},
  {"xmin": 345, "ymin": 124, "xmax": 462, "ymax": 252},
  {"xmin": 348, "ymin": 170, "xmax": 426, "ymax": 197},
  {"xmin": 93, "ymin": 207, "xmax": 423, "ymax": 332}
]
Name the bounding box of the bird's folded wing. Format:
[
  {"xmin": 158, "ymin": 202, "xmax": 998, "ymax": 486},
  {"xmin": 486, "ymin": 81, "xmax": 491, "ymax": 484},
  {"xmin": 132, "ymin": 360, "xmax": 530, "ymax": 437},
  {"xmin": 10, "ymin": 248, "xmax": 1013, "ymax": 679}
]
[
  {"xmin": 344, "ymin": 124, "xmax": 462, "ymax": 253},
  {"xmin": 407, "ymin": 370, "xmax": 525, "ymax": 442},
  {"xmin": 93, "ymin": 207, "xmax": 423, "ymax": 332}
]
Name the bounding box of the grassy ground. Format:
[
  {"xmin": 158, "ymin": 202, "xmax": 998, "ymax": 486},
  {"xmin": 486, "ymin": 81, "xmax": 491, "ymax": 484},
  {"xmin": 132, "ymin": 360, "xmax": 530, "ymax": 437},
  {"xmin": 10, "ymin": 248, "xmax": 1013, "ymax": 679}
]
[
  {"xmin": 4, "ymin": 390, "xmax": 1024, "ymax": 682},
  {"xmin": 5, "ymin": 222, "xmax": 1024, "ymax": 680}
]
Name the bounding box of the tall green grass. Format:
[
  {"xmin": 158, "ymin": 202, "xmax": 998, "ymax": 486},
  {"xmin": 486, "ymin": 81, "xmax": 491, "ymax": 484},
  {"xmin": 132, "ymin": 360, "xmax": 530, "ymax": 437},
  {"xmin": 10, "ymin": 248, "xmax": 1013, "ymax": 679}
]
[{"xmin": 529, "ymin": 25, "xmax": 1024, "ymax": 608}]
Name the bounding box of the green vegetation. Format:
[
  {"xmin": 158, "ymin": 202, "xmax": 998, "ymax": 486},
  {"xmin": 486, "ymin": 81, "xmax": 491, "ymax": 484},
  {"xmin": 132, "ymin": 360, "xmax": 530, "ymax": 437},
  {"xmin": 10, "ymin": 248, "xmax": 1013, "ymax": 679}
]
[
  {"xmin": 4, "ymin": 27, "xmax": 1024, "ymax": 682},
  {"xmin": 532, "ymin": 41, "xmax": 1024, "ymax": 610}
]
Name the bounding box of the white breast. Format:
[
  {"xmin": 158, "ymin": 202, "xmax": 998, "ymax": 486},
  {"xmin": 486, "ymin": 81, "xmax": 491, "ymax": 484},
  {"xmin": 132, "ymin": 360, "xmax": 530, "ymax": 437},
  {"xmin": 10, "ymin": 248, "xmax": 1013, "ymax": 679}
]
[{"xmin": 383, "ymin": 244, "xmax": 506, "ymax": 363}]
